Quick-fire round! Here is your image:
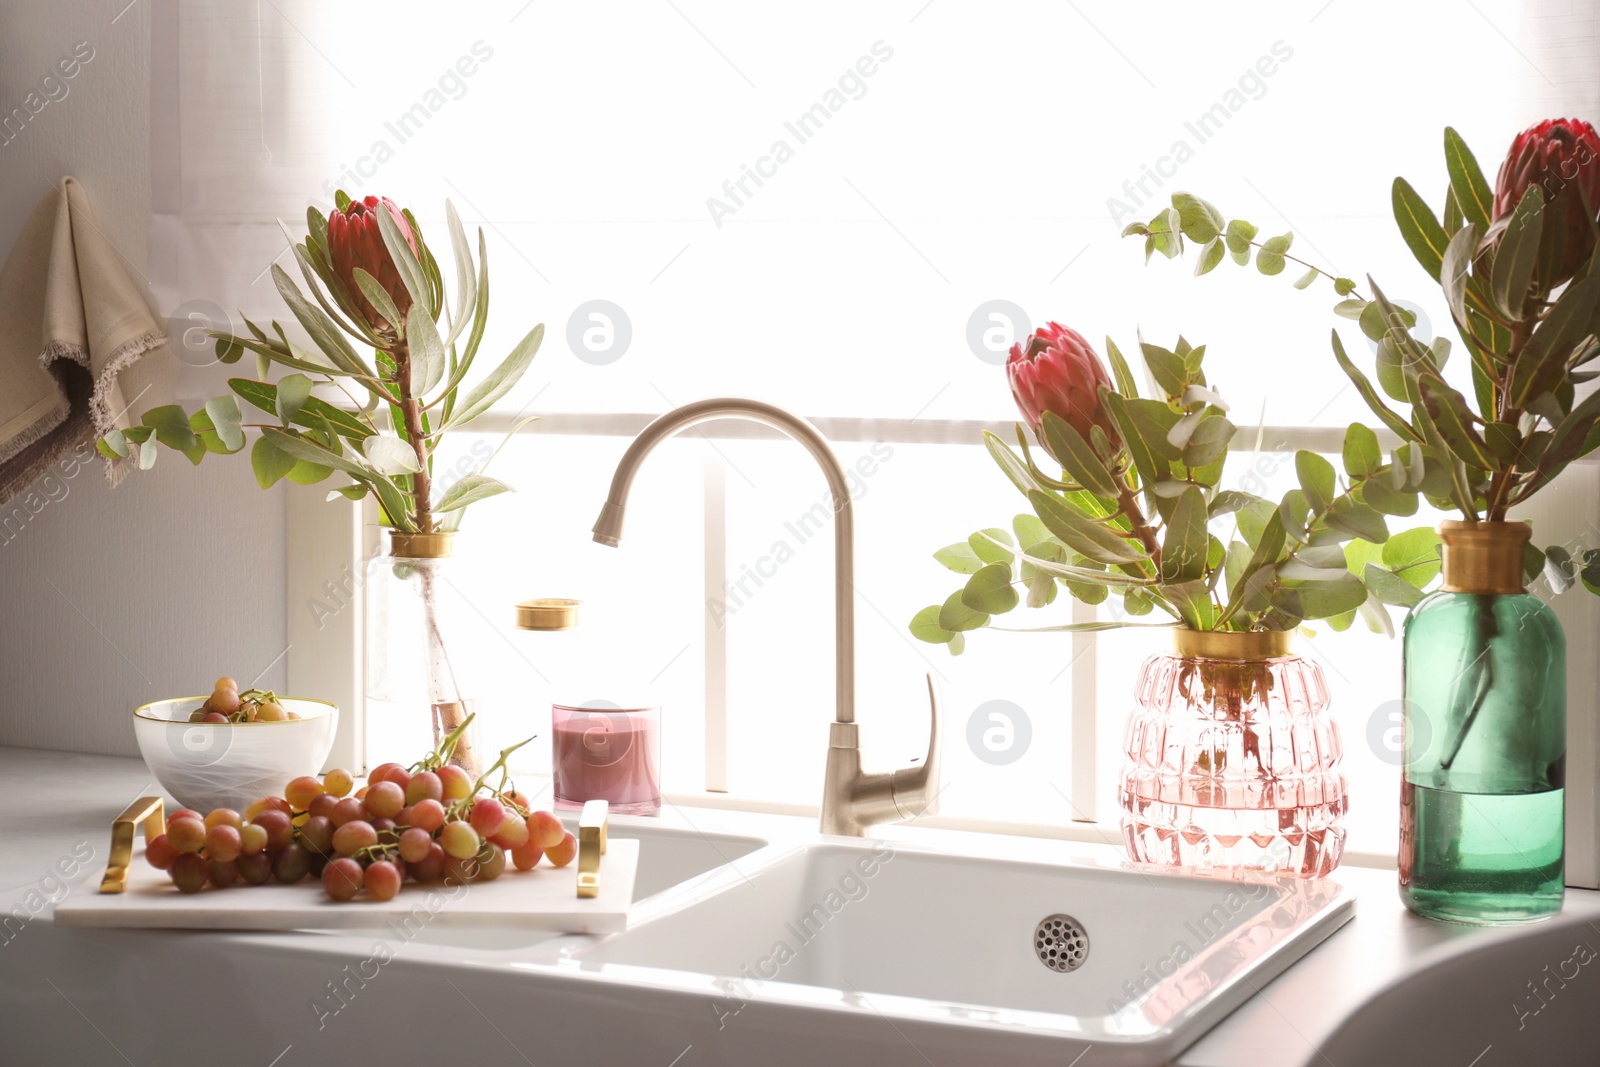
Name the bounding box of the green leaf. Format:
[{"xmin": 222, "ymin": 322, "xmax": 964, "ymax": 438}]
[
  {"xmin": 1161, "ymin": 487, "xmax": 1208, "ymax": 582},
  {"xmin": 1102, "ymin": 392, "xmax": 1167, "ymax": 491},
  {"xmin": 1324, "ymin": 497, "xmax": 1390, "ymax": 543},
  {"xmin": 1104, "ymin": 338, "xmax": 1141, "ymax": 400},
  {"xmin": 362, "ymin": 435, "xmax": 422, "ymax": 476},
  {"xmin": 1484, "ymin": 422, "xmax": 1525, "ymax": 465},
  {"xmin": 1330, "ymin": 331, "xmax": 1419, "ymax": 443},
  {"xmin": 263, "ymin": 427, "xmax": 413, "ymax": 531},
  {"xmin": 1364, "ymin": 563, "xmax": 1426, "ymax": 607},
  {"xmin": 1382, "ymin": 527, "xmax": 1442, "ymax": 587},
  {"xmin": 251, "ymin": 435, "xmax": 296, "ymax": 489},
  {"xmin": 438, "ymin": 201, "xmax": 478, "ymax": 349},
  {"xmin": 934, "ymin": 542, "xmax": 985, "ymax": 574},
  {"xmin": 213, "ymin": 332, "xmax": 244, "ymax": 364},
  {"xmin": 938, "ymin": 590, "xmax": 989, "ymax": 632},
  {"xmin": 1269, "ymin": 573, "xmax": 1369, "ymax": 620},
  {"xmin": 1209, "ymin": 489, "xmax": 1266, "ymax": 518},
  {"xmin": 963, "ymin": 562, "xmax": 1020, "ymax": 614},
  {"xmin": 984, "ymin": 431, "xmax": 1041, "ymax": 497},
  {"xmin": 1294, "ymin": 267, "xmax": 1319, "ymax": 289},
  {"xmin": 1013, "ymin": 513, "xmax": 1050, "ymax": 548},
  {"xmin": 286, "ymin": 458, "xmax": 333, "ymax": 485},
  {"xmin": 1006, "ymin": 541, "xmax": 1155, "ymax": 588},
  {"xmin": 376, "ymin": 205, "xmax": 429, "ymax": 314},
  {"xmin": 1544, "ymin": 545, "xmax": 1576, "ymax": 594},
  {"xmin": 1025, "ymin": 568, "xmax": 1058, "ymax": 608},
  {"xmin": 1124, "ymin": 397, "xmax": 1185, "ymax": 460},
  {"xmin": 1224, "ymin": 219, "xmax": 1257, "ymax": 265},
  {"xmin": 1508, "ymin": 275, "xmax": 1600, "ymax": 407},
  {"xmin": 1391, "ymin": 177, "xmax": 1449, "ymax": 282},
  {"xmin": 1334, "ymin": 277, "xmax": 1357, "ymax": 296},
  {"xmin": 269, "ymin": 265, "xmax": 372, "ymax": 380},
  {"xmin": 1172, "ymin": 193, "xmax": 1225, "ymax": 243},
  {"xmin": 1358, "ymin": 476, "xmax": 1418, "ymax": 516},
  {"xmin": 288, "ymin": 241, "xmax": 373, "ymax": 348},
  {"xmin": 1040, "ymin": 412, "xmax": 1118, "ymax": 497},
  {"xmin": 137, "ymin": 437, "xmax": 158, "ymax": 469},
  {"xmin": 1444, "ymin": 127, "xmax": 1494, "ymax": 232},
  {"xmin": 1342, "ymin": 423, "xmax": 1381, "ymax": 478},
  {"xmin": 229, "ymin": 379, "xmax": 373, "ymax": 441},
  {"xmin": 442, "ymin": 323, "xmax": 545, "ymax": 431},
  {"xmin": 1443, "ymin": 186, "xmax": 1464, "ymax": 236},
  {"xmin": 1139, "ymin": 341, "xmax": 1187, "ymax": 397},
  {"xmin": 970, "ymin": 527, "xmax": 1015, "ymax": 565},
  {"xmin": 1195, "ymin": 237, "xmax": 1225, "ymax": 276},
  {"xmin": 909, "ymin": 605, "xmax": 955, "ymax": 645},
  {"xmin": 1181, "ymin": 414, "xmax": 1234, "ymax": 468},
  {"xmin": 327, "ymin": 483, "xmax": 370, "ymax": 503},
  {"xmin": 275, "ymin": 373, "xmax": 314, "ymax": 425},
  {"xmin": 98, "ymin": 429, "xmax": 128, "ymax": 459},
  {"xmin": 1418, "ymin": 375, "xmax": 1497, "ymax": 470},
  {"xmin": 1492, "ymin": 185, "xmax": 1544, "ymax": 319},
  {"xmin": 352, "ymin": 268, "xmax": 405, "ymax": 335},
  {"xmin": 435, "ymin": 473, "xmax": 511, "ymax": 513},
  {"xmin": 1256, "ymin": 233, "xmax": 1292, "ymax": 276},
  {"xmin": 1027, "ymin": 489, "xmax": 1149, "ymax": 565},
  {"xmin": 141, "ymin": 404, "xmax": 197, "ymax": 452},
  {"xmin": 1439, "ymin": 224, "xmax": 1479, "ymax": 331},
  {"xmin": 406, "ymin": 302, "xmax": 447, "ymax": 397},
  {"xmin": 203, "ymin": 395, "xmax": 244, "ymax": 452},
  {"xmin": 1295, "ymin": 451, "xmax": 1336, "ymax": 512}
]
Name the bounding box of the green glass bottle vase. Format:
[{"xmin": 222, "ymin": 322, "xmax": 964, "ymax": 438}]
[{"xmin": 1399, "ymin": 520, "xmax": 1565, "ymax": 924}]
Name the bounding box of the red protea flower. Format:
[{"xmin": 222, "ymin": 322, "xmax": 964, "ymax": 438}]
[
  {"xmin": 1492, "ymin": 118, "xmax": 1600, "ymax": 287},
  {"xmin": 1006, "ymin": 322, "xmax": 1118, "ymax": 446},
  {"xmin": 326, "ymin": 195, "xmax": 420, "ymax": 332}
]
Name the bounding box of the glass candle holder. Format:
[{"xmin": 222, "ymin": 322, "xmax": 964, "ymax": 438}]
[{"xmin": 552, "ymin": 702, "xmax": 661, "ymax": 816}]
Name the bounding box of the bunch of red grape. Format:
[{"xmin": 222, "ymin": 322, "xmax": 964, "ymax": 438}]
[
  {"xmin": 144, "ymin": 761, "xmax": 578, "ymax": 902},
  {"xmin": 187, "ymin": 675, "xmax": 300, "ymax": 723}
]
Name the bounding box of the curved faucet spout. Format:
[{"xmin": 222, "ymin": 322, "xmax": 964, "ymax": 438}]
[{"xmin": 591, "ymin": 397, "xmax": 856, "ymax": 725}]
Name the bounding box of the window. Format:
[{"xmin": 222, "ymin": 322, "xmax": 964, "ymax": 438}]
[{"xmin": 164, "ymin": 1, "xmax": 1598, "ymax": 871}]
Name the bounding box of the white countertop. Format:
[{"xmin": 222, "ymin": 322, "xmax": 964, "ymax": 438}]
[{"xmin": 6, "ymin": 745, "xmax": 1598, "ymax": 1066}]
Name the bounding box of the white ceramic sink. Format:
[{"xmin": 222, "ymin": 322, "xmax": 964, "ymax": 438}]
[
  {"xmin": 568, "ymin": 838, "xmax": 1354, "ymax": 1064},
  {"xmin": 390, "ymin": 817, "xmax": 768, "ymax": 949}
]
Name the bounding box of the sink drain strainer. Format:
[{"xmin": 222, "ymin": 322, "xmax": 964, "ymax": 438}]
[{"xmin": 1033, "ymin": 914, "xmax": 1089, "ymax": 973}]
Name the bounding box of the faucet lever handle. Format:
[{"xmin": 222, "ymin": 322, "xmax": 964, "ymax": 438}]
[{"xmin": 890, "ymin": 673, "xmax": 942, "ymax": 821}]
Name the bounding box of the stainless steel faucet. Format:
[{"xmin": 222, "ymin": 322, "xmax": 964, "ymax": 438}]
[{"xmin": 591, "ymin": 397, "xmax": 941, "ymax": 837}]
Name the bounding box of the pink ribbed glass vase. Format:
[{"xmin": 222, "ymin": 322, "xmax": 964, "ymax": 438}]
[{"xmin": 1118, "ymin": 630, "xmax": 1347, "ymax": 878}]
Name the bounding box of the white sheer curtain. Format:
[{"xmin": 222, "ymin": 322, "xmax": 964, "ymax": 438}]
[{"xmin": 149, "ymin": 0, "xmax": 1592, "ymax": 415}]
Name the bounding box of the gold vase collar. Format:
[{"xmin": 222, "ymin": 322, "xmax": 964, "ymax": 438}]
[
  {"xmin": 1438, "ymin": 520, "xmax": 1528, "ymax": 595},
  {"xmin": 388, "ymin": 530, "xmax": 456, "ymax": 559},
  {"xmin": 1174, "ymin": 628, "xmax": 1292, "ymax": 660}
]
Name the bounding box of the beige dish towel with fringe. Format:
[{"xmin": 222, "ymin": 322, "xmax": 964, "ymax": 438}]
[{"xmin": 0, "ymin": 177, "xmax": 174, "ymax": 507}]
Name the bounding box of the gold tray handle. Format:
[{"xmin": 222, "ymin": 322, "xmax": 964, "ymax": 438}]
[
  {"xmin": 100, "ymin": 796, "xmax": 165, "ymax": 894},
  {"xmin": 576, "ymin": 799, "xmax": 608, "ymax": 899}
]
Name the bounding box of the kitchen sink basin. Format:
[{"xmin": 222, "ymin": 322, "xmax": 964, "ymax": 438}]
[
  {"xmin": 567, "ymin": 838, "xmax": 1354, "ymax": 1064},
  {"xmin": 390, "ymin": 818, "xmax": 768, "ymax": 949}
]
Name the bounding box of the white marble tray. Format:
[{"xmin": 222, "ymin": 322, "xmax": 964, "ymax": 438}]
[{"xmin": 54, "ymin": 839, "xmax": 638, "ymax": 935}]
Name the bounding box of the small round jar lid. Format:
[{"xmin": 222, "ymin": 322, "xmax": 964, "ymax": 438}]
[{"xmin": 515, "ymin": 598, "xmax": 580, "ymax": 631}]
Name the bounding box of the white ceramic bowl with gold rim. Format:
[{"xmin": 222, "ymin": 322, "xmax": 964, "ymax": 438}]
[{"xmin": 132, "ymin": 696, "xmax": 338, "ymax": 813}]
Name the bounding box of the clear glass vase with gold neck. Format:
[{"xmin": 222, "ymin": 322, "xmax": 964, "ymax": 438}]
[
  {"xmin": 1118, "ymin": 628, "xmax": 1347, "ymax": 877},
  {"xmin": 1399, "ymin": 520, "xmax": 1565, "ymax": 924},
  {"xmin": 365, "ymin": 530, "xmax": 482, "ymax": 778}
]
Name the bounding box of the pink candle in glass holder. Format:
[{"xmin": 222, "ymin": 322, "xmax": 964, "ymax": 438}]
[{"xmin": 552, "ymin": 702, "xmax": 661, "ymax": 816}]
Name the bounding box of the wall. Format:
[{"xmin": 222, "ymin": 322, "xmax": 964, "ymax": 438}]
[{"xmin": 0, "ymin": 0, "xmax": 286, "ymax": 756}]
